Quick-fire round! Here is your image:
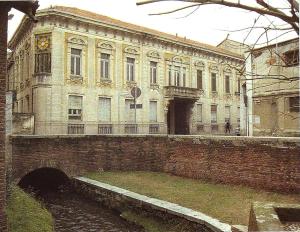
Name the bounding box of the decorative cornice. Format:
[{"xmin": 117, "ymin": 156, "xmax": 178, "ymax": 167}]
[
  {"xmin": 97, "ymin": 41, "xmax": 115, "ymax": 50},
  {"xmin": 147, "ymin": 50, "xmax": 160, "ymax": 59},
  {"xmin": 194, "ymin": 60, "xmax": 205, "ymax": 67},
  {"xmin": 68, "ymin": 36, "xmax": 88, "ymax": 45},
  {"xmin": 124, "ymin": 46, "xmax": 139, "ymax": 55},
  {"xmin": 209, "ymin": 64, "xmax": 219, "ymax": 72}
]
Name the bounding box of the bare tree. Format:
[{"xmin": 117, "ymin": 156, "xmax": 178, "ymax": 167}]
[{"xmin": 137, "ymin": 0, "xmax": 299, "ymax": 34}]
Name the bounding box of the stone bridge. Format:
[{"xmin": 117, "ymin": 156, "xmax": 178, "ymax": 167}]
[{"xmin": 9, "ymin": 135, "xmax": 300, "ymax": 193}]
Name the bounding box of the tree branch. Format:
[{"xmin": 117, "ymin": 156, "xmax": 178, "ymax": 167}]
[{"xmin": 137, "ymin": 0, "xmax": 299, "ymax": 33}]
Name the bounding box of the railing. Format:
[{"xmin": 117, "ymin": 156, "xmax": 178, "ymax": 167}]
[
  {"xmin": 125, "ymin": 124, "xmax": 138, "ymax": 134},
  {"xmin": 23, "ymin": 121, "xmax": 241, "ymax": 135},
  {"xmin": 149, "ymin": 124, "xmax": 159, "ymax": 134},
  {"xmin": 68, "ymin": 124, "xmax": 84, "ymax": 134},
  {"xmin": 98, "ymin": 124, "xmax": 113, "ymax": 134},
  {"xmin": 164, "ymin": 86, "xmax": 199, "ymax": 99}
]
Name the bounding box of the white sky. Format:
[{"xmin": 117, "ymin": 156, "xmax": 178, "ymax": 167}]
[{"xmin": 7, "ymin": 0, "xmax": 298, "ymax": 47}]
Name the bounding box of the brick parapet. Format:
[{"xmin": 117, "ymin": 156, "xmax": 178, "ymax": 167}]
[{"xmin": 11, "ymin": 135, "xmax": 300, "ymax": 193}]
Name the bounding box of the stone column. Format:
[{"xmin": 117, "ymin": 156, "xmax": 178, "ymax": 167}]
[{"xmin": 0, "ymin": 4, "xmax": 8, "ymax": 231}]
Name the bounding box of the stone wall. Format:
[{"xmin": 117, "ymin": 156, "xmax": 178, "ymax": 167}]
[
  {"xmin": 73, "ymin": 177, "xmax": 231, "ymax": 232},
  {"xmin": 0, "ymin": 5, "xmax": 8, "ymax": 231},
  {"xmin": 11, "ymin": 135, "xmax": 300, "ymax": 193}
]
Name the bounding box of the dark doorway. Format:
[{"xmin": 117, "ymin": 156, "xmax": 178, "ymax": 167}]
[
  {"xmin": 167, "ymin": 99, "xmax": 191, "ymax": 135},
  {"xmin": 18, "ymin": 167, "xmax": 69, "ymax": 194},
  {"xmin": 175, "ymin": 100, "xmax": 190, "ymax": 134}
]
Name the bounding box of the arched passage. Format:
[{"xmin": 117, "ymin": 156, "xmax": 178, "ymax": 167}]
[{"xmin": 18, "ymin": 167, "xmax": 70, "ymax": 194}]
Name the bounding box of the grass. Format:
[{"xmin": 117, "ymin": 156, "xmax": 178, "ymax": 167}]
[
  {"xmin": 121, "ymin": 210, "xmax": 194, "ymax": 232},
  {"xmin": 86, "ymin": 171, "xmax": 300, "ymax": 226},
  {"xmin": 6, "ymin": 186, "xmax": 54, "ymax": 232}
]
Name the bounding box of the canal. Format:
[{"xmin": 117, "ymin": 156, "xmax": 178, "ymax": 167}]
[
  {"xmin": 18, "ymin": 168, "xmax": 144, "ymax": 231},
  {"xmin": 41, "ymin": 187, "xmax": 143, "ymax": 232}
]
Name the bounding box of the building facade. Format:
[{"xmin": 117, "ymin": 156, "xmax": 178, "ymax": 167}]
[
  {"xmin": 245, "ymin": 38, "xmax": 299, "ymax": 137},
  {"xmin": 8, "ymin": 6, "xmax": 243, "ymax": 135}
]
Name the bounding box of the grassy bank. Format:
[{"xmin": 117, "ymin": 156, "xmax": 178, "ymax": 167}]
[
  {"xmin": 122, "ymin": 210, "xmax": 194, "ymax": 232},
  {"xmin": 86, "ymin": 171, "xmax": 300, "ymax": 225},
  {"xmin": 6, "ymin": 186, "xmax": 54, "ymax": 232}
]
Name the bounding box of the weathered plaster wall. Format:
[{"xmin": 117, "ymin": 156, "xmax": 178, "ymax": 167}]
[{"xmin": 11, "ymin": 135, "xmax": 300, "ymax": 193}]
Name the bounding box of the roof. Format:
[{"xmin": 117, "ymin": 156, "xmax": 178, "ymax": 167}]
[
  {"xmin": 36, "ymin": 6, "xmax": 243, "ymax": 60},
  {"xmin": 252, "ymin": 37, "xmax": 299, "ymax": 52}
]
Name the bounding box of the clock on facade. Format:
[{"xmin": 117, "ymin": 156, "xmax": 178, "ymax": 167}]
[{"xmin": 37, "ymin": 37, "xmax": 49, "ymax": 50}]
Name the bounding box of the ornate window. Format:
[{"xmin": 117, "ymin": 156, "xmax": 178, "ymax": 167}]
[
  {"xmin": 224, "ymin": 67, "xmax": 232, "ymax": 94},
  {"xmin": 65, "ymin": 34, "xmax": 88, "ymax": 85},
  {"xmin": 100, "ymin": 53, "xmax": 110, "ymax": 79},
  {"xmin": 209, "ymin": 64, "xmax": 219, "ymax": 94},
  {"xmin": 124, "ymin": 46, "xmax": 139, "ymax": 86},
  {"xmin": 197, "ymin": 70, "xmax": 203, "ymax": 90},
  {"xmin": 174, "ymin": 66, "xmax": 180, "ymax": 86},
  {"xmin": 166, "ymin": 55, "xmax": 190, "ymax": 87},
  {"xmin": 225, "ymin": 75, "xmax": 230, "ymax": 93},
  {"xmin": 194, "ymin": 61, "xmax": 205, "ymax": 90},
  {"xmin": 96, "ymin": 41, "xmax": 115, "ymax": 86},
  {"xmin": 34, "ymin": 34, "xmax": 51, "ymax": 74},
  {"xmin": 71, "ymin": 48, "xmax": 81, "ymax": 76},
  {"xmin": 150, "ymin": 61, "xmax": 157, "ymax": 84},
  {"xmin": 127, "ymin": 58, "xmax": 135, "ymax": 81},
  {"xmin": 147, "ymin": 51, "xmax": 160, "ymax": 87},
  {"xmin": 211, "ymin": 73, "xmax": 217, "ymax": 92}
]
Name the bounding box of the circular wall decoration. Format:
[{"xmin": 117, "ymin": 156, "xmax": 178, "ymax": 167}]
[{"xmin": 37, "ymin": 37, "xmax": 49, "ymax": 50}]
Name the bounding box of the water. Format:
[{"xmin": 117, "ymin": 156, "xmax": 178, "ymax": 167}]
[{"xmin": 40, "ymin": 189, "xmax": 144, "ymax": 232}]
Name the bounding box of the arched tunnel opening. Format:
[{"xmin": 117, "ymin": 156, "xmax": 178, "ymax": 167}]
[{"xmin": 18, "ymin": 167, "xmax": 70, "ymax": 195}]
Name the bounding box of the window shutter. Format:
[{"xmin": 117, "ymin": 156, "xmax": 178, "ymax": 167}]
[
  {"xmin": 149, "ymin": 101, "xmax": 157, "ymax": 122},
  {"xmin": 99, "ymin": 98, "xmax": 111, "ymax": 122},
  {"xmin": 69, "ymin": 96, "xmax": 82, "ymax": 109}
]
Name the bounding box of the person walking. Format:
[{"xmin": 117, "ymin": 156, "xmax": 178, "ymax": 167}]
[{"xmin": 225, "ymin": 121, "xmax": 231, "ymax": 134}]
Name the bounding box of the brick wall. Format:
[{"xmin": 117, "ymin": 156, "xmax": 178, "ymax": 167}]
[
  {"xmin": 11, "ymin": 135, "xmax": 300, "ymax": 193},
  {"xmin": 0, "ymin": 5, "xmax": 8, "ymax": 232}
]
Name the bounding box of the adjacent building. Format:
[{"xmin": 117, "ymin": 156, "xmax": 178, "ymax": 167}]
[
  {"xmin": 245, "ymin": 38, "xmax": 299, "ymax": 136},
  {"xmin": 7, "ymin": 6, "xmax": 243, "ymax": 135}
]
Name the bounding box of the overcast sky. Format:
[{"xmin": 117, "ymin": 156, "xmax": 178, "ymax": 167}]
[{"xmin": 8, "ymin": 0, "xmax": 297, "ymax": 47}]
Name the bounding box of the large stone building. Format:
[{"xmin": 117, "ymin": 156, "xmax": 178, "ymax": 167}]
[
  {"xmin": 245, "ymin": 38, "xmax": 299, "ymax": 136},
  {"xmin": 8, "ymin": 6, "xmax": 243, "ymax": 135}
]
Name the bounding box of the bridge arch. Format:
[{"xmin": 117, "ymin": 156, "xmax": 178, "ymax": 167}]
[{"xmin": 18, "ymin": 167, "xmax": 70, "ymax": 194}]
